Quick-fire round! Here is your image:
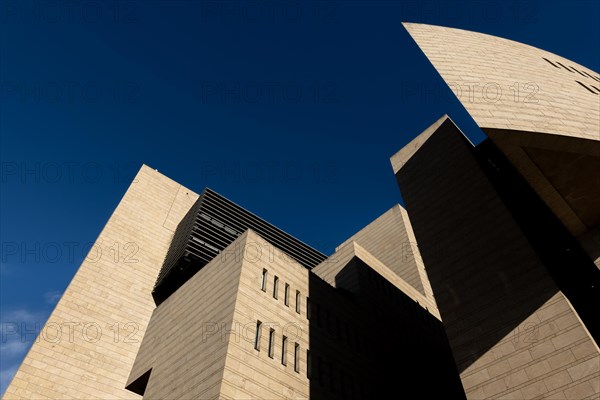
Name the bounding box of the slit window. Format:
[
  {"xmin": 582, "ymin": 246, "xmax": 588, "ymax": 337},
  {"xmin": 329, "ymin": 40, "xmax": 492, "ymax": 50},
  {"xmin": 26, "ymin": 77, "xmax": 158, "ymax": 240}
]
[
  {"xmin": 268, "ymin": 328, "xmax": 275, "ymax": 358},
  {"xmin": 294, "ymin": 343, "xmax": 300, "ymax": 373},
  {"xmin": 582, "ymin": 70, "xmax": 600, "ymax": 82},
  {"xmin": 284, "ymin": 283, "xmax": 289, "ymax": 306},
  {"xmin": 295, "ymin": 291, "xmax": 301, "ymax": 313},
  {"xmin": 576, "ymin": 80, "xmax": 597, "ymax": 94},
  {"xmin": 261, "ymin": 269, "xmax": 267, "ymax": 291},
  {"xmin": 281, "ymin": 336, "xmax": 288, "ymax": 365},
  {"xmin": 570, "ymin": 66, "xmax": 587, "ymax": 77},
  {"xmin": 254, "ymin": 321, "xmax": 262, "ymax": 351},
  {"xmin": 307, "ymin": 297, "xmax": 311, "ymax": 319},
  {"xmin": 273, "ymin": 276, "xmax": 279, "ymax": 299},
  {"xmin": 542, "ymin": 57, "xmax": 560, "ymax": 68},
  {"xmin": 307, "ymin": 350, "xmax": 312, "ymax": 378},
  {"xmin": 556, "ymin": 61, "xmax": 573, "ymax": 72}
]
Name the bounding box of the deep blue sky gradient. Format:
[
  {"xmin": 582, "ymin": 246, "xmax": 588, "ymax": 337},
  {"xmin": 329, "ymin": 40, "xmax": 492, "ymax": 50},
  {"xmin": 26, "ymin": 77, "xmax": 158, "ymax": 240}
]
[{"xmin": 1, "ymin": 0, "xmax": 599, "ymax": 394}]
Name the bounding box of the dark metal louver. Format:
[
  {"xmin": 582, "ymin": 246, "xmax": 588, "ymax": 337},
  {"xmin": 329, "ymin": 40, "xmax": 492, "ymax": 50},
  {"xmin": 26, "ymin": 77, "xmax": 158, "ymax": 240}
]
[{"xmin": 152, "ymin": 188, "xmax": 327, "ymax": 305}]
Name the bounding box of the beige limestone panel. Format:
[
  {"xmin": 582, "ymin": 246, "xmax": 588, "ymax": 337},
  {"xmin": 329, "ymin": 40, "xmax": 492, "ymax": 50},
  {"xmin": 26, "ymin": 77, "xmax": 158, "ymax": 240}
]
[
  {"xmin": 392, "ymin": 116, "xmax": 599, "ymax": 400},
  {"xmin": 220, "ymin": 230, "xmax": 310, "ymax": 400},
  {"xmin": 313, "ymin": 240, "xmax": 439, "ymax": 320},
  {"xmin": 336, "ymin": 204, "xmax": 436, "ymax": 303},
  {"xmin": 403, "ymin": 23, "xmax": 600, "ymax": 142},
  {"xmin": 4, "ymin": 165, "xmax": 198, "ymax": 400}
]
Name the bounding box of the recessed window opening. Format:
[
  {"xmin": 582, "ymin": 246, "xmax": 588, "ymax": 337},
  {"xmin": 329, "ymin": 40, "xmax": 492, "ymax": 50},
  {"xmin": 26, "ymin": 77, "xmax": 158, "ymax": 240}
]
[
  {"xmin": 254, "ymin": 321, "xmax": 262, "ymax": 350},
  {"xmin": 261, "ymin": 269, "xmax": 267, "ymax": 291},
  {"xmin": 268, "ymin": 328, "xmax": 275, "ymax": 358}
]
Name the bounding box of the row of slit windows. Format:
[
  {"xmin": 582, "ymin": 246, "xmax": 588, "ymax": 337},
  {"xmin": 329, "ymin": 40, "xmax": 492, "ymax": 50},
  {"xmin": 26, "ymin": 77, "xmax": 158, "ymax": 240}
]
[
  {"xmin": 254, "ymin": 321, "xmax": 300, "ymax": 373},
  {"xmin": 260, "ymin": 269, "xmax": 368, "ymax": 355},
  {"xmin": 542, "ymin": 57, "xmax": 600, "ymax": 95},
  {"xmin": 261, "ymin": 269, "xmax": 302, "ymax": 313},
  {"xmin": 259, "ymin": 268, "xmax": 442, "ymax": 366},
  {"xmin": 254, "ymin": 320, "xmax": 364, "ymax": 398},
  {"xmin": 260, "ymin": 267, "xmax": 442, "ymax": 351}
]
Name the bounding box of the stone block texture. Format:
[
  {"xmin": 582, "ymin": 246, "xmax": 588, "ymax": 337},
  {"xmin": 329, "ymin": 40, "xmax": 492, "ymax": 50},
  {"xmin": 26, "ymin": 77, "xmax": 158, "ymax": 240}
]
[
  {"xmin": 3, "ymin": 165, "xmax": 198, "ymax": 399},
  {"xmin": 127, "ymin": 229, "xmax": 311, "ymax": 399},
  {"xmin": 127, "ymin": 229, "xmax": 463, "ymax": 399},
  {"xmin": 404, "ymin": 23, "xmax": 600, "ymax": 257},
  {"xmin": 336, "ymin": 204, "xmax": 437, "ymax": 304},
  {"xmin": 393, "ymin": 116, "xmax": 599, "ymax": 400},
  {"xmin": 403, "ymin": 22, "xmax": 599, "ymax": 142},
  {"xmin": 314, "ymin": 239, "xmax": 439, "ymax": 319}
]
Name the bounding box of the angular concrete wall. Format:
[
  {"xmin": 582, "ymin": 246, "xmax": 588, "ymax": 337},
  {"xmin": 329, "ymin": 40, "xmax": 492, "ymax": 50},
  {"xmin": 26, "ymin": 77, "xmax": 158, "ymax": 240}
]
[
  {"xmin": 4, "ymin": 165, "xmax": 198, "ymax": 399},
  {"xmin": 221, "ymin": 230, "xmax": 310, "ymax": 399},
  {"xmin": 314, "ymin": 240, "xmax": 438, "ymax": 319},
  {"xmin": 404, "ymin": 22, "xmax": 600, "ymax": 254},
  {"xmin": 336, "ymin": 205, "xmax": 436, "ymax": 303},
  {"xmin": 126, "ymin": 229, "xmax": 311, "ymax": 399},
  {"xmin": 393, "ymin": 116, "xmax": 599, "ymax": 399},
  {"xmin": 127, "ymin": 230, "xmax": 248, "ymax": 398}
]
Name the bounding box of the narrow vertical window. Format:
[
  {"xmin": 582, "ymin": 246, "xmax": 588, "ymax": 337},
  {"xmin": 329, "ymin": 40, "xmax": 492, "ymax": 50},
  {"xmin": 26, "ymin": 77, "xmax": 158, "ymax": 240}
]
[
  {"xmin": 572, "ymin": 66, "xmax": 588, "ymax": 77},
  {"xmin": 295, "ymin": 291, "xmax": 301, "ymax": 313},
  {"xmin": 542, "ymin": 57, "xmax": 560, "ymax": 69},
  {"xmin": 576, "ymin": 80, "xmax": 597, "ymax": 94},
  {"xmin": 284, "ymin": 283, "xmax": 289, "ymax": 306},
  {"xmin": 268, "ymin": 328, "xmax": 275, "ymax": 358},
  {"xmin": 582, "ymin": 70, "xmax": 600, "ymax": 82},
  {"xmin": 281, "ymin": 336, "xmax": 288, "ymax": 365},
  {"xmin": 254, "ymin": 321, "xmax": 262, "ymax": 351},
  {"xmin": 261, "ymin": 269, "xmax": 267, "ymax": 291},
  {"xmin": 306, "ymin": 297, "xmax": 311, "ymax": 319},
  {"xmin": 306, "ymin": 350, "xmax": 312, "ymax": 378},
  {"xmin": 273, "ymin": 276, "xmax": 279, "ymax": 299},
  {"xmin": 294, "ymin": 343, "xmax": 300, "ymax": 373},
  {"xmin": 556, "ymin": 61, "xmax": 573, "ymax": 72}
]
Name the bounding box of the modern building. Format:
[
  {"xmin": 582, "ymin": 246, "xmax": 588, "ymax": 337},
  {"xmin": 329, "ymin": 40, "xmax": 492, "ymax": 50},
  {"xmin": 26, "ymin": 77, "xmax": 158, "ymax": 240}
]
[
  {"xmin": 3, "ymin": 23, "xmax": 599, "ymax": 400},
  {"xmin": 397, "ymin": 23, "xmax": 599, "ymax": 400},
  {"xmin": 125, "ymin": 196, "xmax": 464, "ymax": 399},
  {"xmin": 2, "ymin": 169, "xmax": 465, "ymax": 400}
]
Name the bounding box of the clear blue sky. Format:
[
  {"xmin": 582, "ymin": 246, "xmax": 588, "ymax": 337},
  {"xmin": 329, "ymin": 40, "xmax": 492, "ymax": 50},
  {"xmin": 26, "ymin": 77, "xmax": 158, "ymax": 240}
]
[{"xmin": 1, "ymin": 0, "xmax": 599, "ymax": 394}]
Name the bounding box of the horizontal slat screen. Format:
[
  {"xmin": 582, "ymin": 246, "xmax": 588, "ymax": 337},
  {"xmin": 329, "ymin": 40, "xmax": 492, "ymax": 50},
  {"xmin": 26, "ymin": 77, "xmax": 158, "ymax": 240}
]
[{"xmin": 152, "ymin": 188, "xmax": 327, "ymax": 305}]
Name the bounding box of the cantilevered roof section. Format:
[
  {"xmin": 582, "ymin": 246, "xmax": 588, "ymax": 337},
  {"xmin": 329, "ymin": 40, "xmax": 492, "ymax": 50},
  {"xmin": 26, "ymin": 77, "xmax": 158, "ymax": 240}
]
[
  {"xmin": 403, "ymin": 22, "xmax": 600, "ymax": 141},
  {"xmin": 403, "ymin": 23, "xmax": 600, "ymax": 239}
]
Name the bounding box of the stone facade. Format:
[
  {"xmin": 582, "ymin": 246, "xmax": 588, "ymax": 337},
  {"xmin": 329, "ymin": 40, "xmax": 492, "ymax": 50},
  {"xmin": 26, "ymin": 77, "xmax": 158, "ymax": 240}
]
[
  {"xmin": 4, "ymin": 23, "xmax": 598, "ymax": 400},
  {"xmin": 3, "ymin": 165, "xmax": 198, "ymax": 399},
  {"xmin": 126, "ymin": 227, "xmax": 463, "ymax": 399},
  {"xmin": 403, "ymin": 23, "xmax": 599, "ymax": 141},
  {"xmin": 393, "ymin": 115, "xmax": 599, "ymax": 400},
  {"xmin": 403, "ymin": 22, "xmax": 600, "ymax": 262}
]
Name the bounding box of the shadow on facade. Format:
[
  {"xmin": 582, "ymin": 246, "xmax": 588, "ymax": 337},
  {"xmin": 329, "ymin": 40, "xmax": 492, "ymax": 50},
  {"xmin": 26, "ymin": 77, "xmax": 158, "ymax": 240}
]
[
  {"xmin": 307, "ymin": 258, "xmax": 465, "ymax": 399},
  {"xmin": 394, "ymin": 118, "xmax": 599, "ymax": 374}
]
